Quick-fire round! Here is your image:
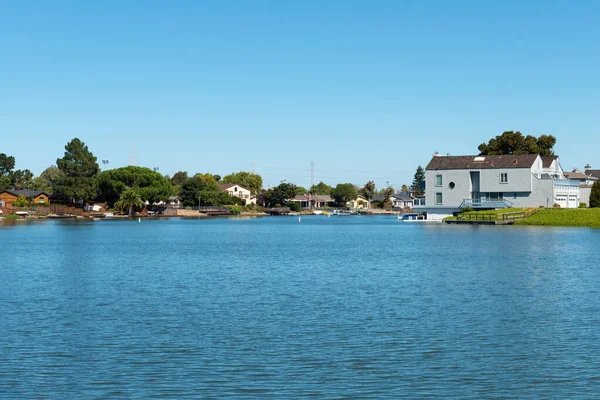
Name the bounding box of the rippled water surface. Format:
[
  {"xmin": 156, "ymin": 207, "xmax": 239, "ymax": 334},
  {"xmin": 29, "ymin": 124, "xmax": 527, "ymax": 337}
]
[{"xmin": 1, "ymin": 216, "xmax": 600, "ymax": 398}]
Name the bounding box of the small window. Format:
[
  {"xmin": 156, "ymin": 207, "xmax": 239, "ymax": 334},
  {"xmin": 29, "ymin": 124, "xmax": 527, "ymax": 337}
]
[
  {"xmin": 449, "ymin": 182, "xmax": 455, "ymax": 189},
  {"xmin": 435, "ymin": 175, "xmax": 443, "ymax": 186},
  {"xmin": 435, "ymin": 192, "xmax": 443, "ymax": 204},
  {"xmin": 500, "ymin": 173, "xmax": 508, "ymax": 184},
  {"xmin": 513, "ymin": 193, "xmax": 517, "ymax": 199}
]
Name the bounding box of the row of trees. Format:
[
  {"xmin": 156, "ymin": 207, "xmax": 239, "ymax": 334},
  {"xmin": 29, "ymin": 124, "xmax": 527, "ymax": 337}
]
[{"xmin": 4, "ymin": 130, "xmax": 582, "ymax": 212}]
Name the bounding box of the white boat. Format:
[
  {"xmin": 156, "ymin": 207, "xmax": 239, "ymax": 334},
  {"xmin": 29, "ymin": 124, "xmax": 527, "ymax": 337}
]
[
  {"xmin": 313, "ymin": 210, "xmax": 323, "ymax": 215},
  {"xmin": 103, "ymin": 212, "xmax": 115, "ymax": 219},
  {"xmin": 15, "ymin": 211, "xmax": 28, "ymax": 216}
]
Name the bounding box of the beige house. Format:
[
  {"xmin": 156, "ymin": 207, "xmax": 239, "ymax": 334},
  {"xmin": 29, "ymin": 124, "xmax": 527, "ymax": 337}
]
[
  {"xmin": 347, "ymin": 195, "xmax": 369, "ymax": 210},
  {"xmin": 219, "ymin": 184, "xmax": 254, "ymax": 205}
]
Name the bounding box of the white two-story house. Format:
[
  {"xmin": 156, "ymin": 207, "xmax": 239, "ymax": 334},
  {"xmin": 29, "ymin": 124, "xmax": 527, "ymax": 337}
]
[
  {"xmin": 219, "ymin": 184, "xmax": 254, "ymax": 206},
  {"xmin": 414, "ymin": 154, "xmax": 579, "ymax": 219}
]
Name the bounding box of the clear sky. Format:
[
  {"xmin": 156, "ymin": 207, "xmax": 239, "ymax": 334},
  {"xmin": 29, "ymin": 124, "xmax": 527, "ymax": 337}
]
[{"xmin": 1, "ymin": 0, "xmax": 599, "ymax": 189}]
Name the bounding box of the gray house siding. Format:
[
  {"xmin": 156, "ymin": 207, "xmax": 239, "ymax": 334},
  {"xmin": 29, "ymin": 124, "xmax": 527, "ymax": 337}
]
[
  {"xmin": 479, "ymin": 168, "xmax": 532, "ymax": 193},
  {"xmin": 425, "ymin": 169, "xmax": 470, "ymax": 209}
]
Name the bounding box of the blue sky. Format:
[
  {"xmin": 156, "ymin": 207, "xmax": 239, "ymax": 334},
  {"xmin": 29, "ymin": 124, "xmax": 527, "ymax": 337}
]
[{"xmin": 1, "ymin": 1, "xmax": 599, "ymax": 189}]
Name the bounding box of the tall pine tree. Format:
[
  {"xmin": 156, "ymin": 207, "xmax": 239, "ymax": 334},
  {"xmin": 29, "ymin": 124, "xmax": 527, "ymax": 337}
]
[
  {"xmin": 411, "ymin": 165, "xmax": 425, "ymax": 195},
  {"xmin": 590, "ymin": 180, "xmax": 600, "ymax": 208},
  {"xmin": 55, "ymin": 138, "xmax": 100, "ymax": 204}
]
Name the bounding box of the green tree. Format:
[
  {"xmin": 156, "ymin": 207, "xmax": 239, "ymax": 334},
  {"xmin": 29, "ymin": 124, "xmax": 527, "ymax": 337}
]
[
  {"xmin": 331, "ymin": 183, "xmax": 358, "ymax": 207},
  {"xmin": 170, "ymin": 171, "xmax": 188, "ymax": 186},
  {"xmin": 179, "ymin": 176, "xmax": 242, "ymax": 207},
  {"xmin": 478, "ymin": 131, "xmax": 556, "ymax": 156},
  {"xmin": 401, "ymin": 184, "xmax": 409, "ymax": 193},
  {"xmin": 295, "ymin": 186, "xmax": 308, "ymax": 195},
  {"xmin": 309, "ymin": 181, "xmax": 332, "ymax": 195},
  {"xmin": 264, "ymin": 182, "xmax": 298, "ymax": 207},
  {"xmin": 99, "ymin": 166, "xmax": 173, "ymax": 205},
  {"xmin": 359, "ymin": 181, "xmax": 376, "ymax": 201},
  {"xmin": 590, "ymin": 180, "xmax": 600, "ymax": 208},
  {"xmin": 412, "ymin": 166, "xmax": 425, "ymax": 195},
  {"xmin": 0, "ymin": 153, "xmax": 16, "ymax": 191},
  {"xmin": 11, "ymin": 169, "xmax": 34, "ymax": 190},
  {"xmin": 31, "ymin": 166, "xmax": 63, "ymax": 192},
  {"xmin": 114, "ymin": 187, "xmax": 145, "ymax": 216},
  {"xmin": 55, "ymin": 138, "xmax": 100, "ymax": 204},
  {"xmin": 13, "ymin": 195, "xmax": 30, "ymax": 208},
  {"xmin": 0, "ymin": 153, "xmax": 16, "ymax": 178},
  {"xmin": 222, "ymin": 171, "xmax": 263, "ymax": 196}
]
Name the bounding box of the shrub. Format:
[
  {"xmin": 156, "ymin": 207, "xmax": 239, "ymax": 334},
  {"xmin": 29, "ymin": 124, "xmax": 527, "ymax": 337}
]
[
  {"xmin": 286, "ymin": 201, "xmax": 302, "ymax": 212},
  {"xmin": 461, "ymin": 207, "xmax": 475, "ymax": 213},
  {"xmin": 228, "ymin": 205, "xmax": 242, "ymax": 215},
  {"xmin": 553, "ymin": 203, "xmax": 561, "ymax": 208},
  {"xmin": 579, "ymin": 202, "xmax": 587, "ymax": 208},
  {"xmin": 14, "ymin": 195, "xmax": 30, "ymax": 208}
]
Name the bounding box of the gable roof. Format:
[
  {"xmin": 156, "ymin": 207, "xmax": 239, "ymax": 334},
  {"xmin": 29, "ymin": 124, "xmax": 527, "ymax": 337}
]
[
  {"xmin": 370, "ymin": 192, "xmax": 412, "ymax": 203},
  {"xmin": 586, "ymin": 170, "xmax": 600, "ymax": 179},
  {"xmin": 1, "ymin": 189, "xmax": 50, "ymax": 198},
  {"xmin": 426, "ymin": 154, "xmax": 540, "ymax": 170},
  {"xmin": 542, "ymin": 156, "xmax": 558, "ymax": 168},
  {"xmin": 292, "ymin": 194, "xmax": 333, "ymax": 202},
  {"xmin": 564, "ymin": 171, "xmax": 598, "ymax": 181},
  {"xmin": 219, "ymin": 183, "xmax": 250, "ymax": 191}
]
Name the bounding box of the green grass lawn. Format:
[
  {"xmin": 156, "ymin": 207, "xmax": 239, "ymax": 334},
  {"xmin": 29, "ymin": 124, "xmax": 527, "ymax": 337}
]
[
  {"xmin": 444, "ymin": 208, "xmax": 530, "ymax": 221},
  {"xmin": 515, "ymin": 208, "xmax": 600, "ymax": 228}
]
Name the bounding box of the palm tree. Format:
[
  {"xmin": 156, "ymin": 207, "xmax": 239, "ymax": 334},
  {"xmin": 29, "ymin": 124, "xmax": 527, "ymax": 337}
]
[{"xmin": 115, "ymin": 187, "xmax": 144, "ymax": 216}]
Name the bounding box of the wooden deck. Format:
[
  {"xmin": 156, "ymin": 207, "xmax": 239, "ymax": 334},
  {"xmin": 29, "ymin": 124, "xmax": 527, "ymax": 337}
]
[{"xmin": 446, "ymin": 210, "xmax": 538, "ymax": 225}]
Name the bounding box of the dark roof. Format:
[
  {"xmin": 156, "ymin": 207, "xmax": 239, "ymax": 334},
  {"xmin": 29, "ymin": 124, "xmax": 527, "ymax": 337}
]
[
  {"xmin": 426, "ymin": 154, "xmax": 540, "ymax": 170},
  {"xmin": 1, "ymin": 189, "xmax": 50, "ymax": 198},
  {"xmin": 371, "ymin": 192, "xmax": 412, "ymax": 202},
  {"xmin": 394, "ymin": 192, "xmax": 412, "ymax": 201},
  {"xmin": 586, "ymin": 170, "xmax": 600, "ymax": 179},
  {"xmin": 542, "ymin": 156, "xmax": 558, "ymax": 168}
]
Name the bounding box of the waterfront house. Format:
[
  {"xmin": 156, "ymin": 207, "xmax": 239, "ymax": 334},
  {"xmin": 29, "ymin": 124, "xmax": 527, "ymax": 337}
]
[
  {"xmin": 392, "ymin": 192, "xmax": 413, "ymax": 208},
  {"xmin": 563, "ymin": 170, "xmax": 597, "ymax": 207},
  {"xmin": 370, "ymin": 193, "xmax": 414, "ymax": 209},
  {"xmin": 167, "ymin": 196, "xmax": 182, "ymax": 208},
  {"xmin": 348, "ymin": 195, "xmax": 369, "ymax": 210},
  {"xmin": 219, "ymin": 184, "xmax": 253, "ymax": 205},
  {"xmin": 288, "ymin": 194, "xmax": 334, "ymax": 208},
  {"xmin": 413, "ymin": 154, "xmax": 580, "ymax": 219},
  {"xmin": 0, "ymin": 190, "xmax": 51, "ymax": 207},
  {"xmin": 564, "ymin": 170, "xmax": 598, "ymax": 186}
]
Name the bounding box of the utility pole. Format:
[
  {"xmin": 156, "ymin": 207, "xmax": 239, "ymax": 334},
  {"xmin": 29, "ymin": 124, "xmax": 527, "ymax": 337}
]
[{"xmin": 252, "ymin": 162, "xmax": 256, "ymax": 174}]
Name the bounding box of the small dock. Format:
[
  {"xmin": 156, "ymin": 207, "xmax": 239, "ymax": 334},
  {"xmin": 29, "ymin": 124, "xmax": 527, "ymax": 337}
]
[{"xmin": 446, "ymin": 210, "xmax": 534, "ymax": 225}]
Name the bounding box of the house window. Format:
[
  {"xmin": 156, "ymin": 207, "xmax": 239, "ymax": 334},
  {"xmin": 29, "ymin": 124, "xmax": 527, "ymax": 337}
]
[
  {"xmin": 448, "ymin": 182, "xmax": 455, "ymax": 189},
  {"xmin": 435, "ymin": 175, "xmax": 443, "ymax": 186},
  {"xmin": 435, "ymin": 192, "xmax": 443, "ymax": 205},
  {"xmin": 500, "ymin": 173, "xmax": 508, "ymax": 184},
  {"xmin": 513, "ymin": 193, "xmax": 517, "ymax": 199}
]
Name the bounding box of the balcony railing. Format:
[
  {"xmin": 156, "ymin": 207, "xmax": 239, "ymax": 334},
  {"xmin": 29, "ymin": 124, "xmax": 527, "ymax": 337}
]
[
  {"xmin": 554, "ymin": 179, "xmax": 580, "ymax": 188},
  {"xmin": 460, "ymin": 198, "xmax": 514, "ymax": 209}
]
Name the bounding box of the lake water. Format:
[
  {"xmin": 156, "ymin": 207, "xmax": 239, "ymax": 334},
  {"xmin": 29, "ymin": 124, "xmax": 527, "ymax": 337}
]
[{"xmin": 1, "ymin": 216, "xmax": 599, "ymax": 398}]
